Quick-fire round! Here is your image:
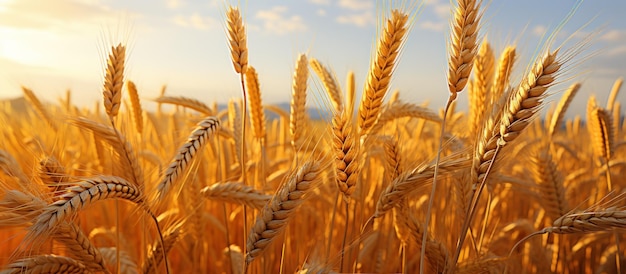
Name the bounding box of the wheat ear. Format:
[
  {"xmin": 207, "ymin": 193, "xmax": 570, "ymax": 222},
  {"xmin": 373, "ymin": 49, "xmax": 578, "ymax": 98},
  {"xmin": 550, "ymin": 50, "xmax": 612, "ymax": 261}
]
[
  {"xmin": 358, "ymin": 9, "xmax": 409, "ymax": 136},
  {"xmin": 455, "ymin": 49, "xmax": 562, "ymax": 266},
  {"xmin": 156, "ymin": 116, "xmax": 220, "ymax": 201},
  {"xmin": 102, "ymin": 43, "xmax": 125, "ymax": 120},
  {"xmin": 245, "ymin": 66, "xmax": 266, "ymax": 140},
  {"xmin": 447, "ymin": 0, "xmax": 482, "ymax": 100},
  {"xmin": 468, "ymin": 39, "xmax": 494, "ymax": 138},
  {"xmin": 69, "ymin": 117, "xmax": 144, "ymax": 188},
  {"xmin": 38, "ymin": 156, "xmax": 69, "ymax": 191},
  {"xmin": 491, "ymin": 46, "xmax": 517, "ymax": 103},
  {"xmin": 290, "ymin": 53, "xmax": 309, "ymax": 149},
  {"xmin": 126, "ymin": 80, "xmax": 144, "ymax": 134},
  {"xmin": 587, "ymin": 97, "xmax": 614, "ymax": 161},
  {"xmin": 228, "ymin": 99, "xmax": 243, "ymax": 165},
  {"xmin": 142, "ymin": 223, "xmax": 183, "ymax": 274},
  {"xmin": 606, "ymin": 77, "xmax": 623, "ymax": 111},
  {"xmin": 55, "ymin": 222, "xmax": 110, "ymax": 273},
  {"xmin": 0, "ymin": 255, "xmax": 90, "ymax": 274},
  {"xmin": 531, "ymin": 147, "xmax": 569, "ymax": 221},
  {"xmin": 0, "ymin": 150, "xmax": 30, "ymax": 187},
  {"xmin": 310, "ymin": 58, "xmax": 343, "ymax": 113},
  {"xmin": 370, "ymin": 101, "xmax": 442, "ymax": 134},
  {"xmin": 245, "ymin": 161, "xmax": 321, "ymax": 265},
  {"xmin": 544, "ymin": 209, "xmax": 626, "ymax": 234},
  {"xmin": 227, "ymin": 6, "xmax": 248, "ymax": 74},
  {"xmin": 28, "ymin": 176, "xmax": 143, "ymax": 239},
  {"xmin": 153, "ymin": 96, "xmax": 213, "ymax": 115},
  {"xmin": 374, "ymin": 157, "xmax": 469, "ymax": 217},
  {"xmin": 224, "ymin": 245, "xmax": 244, "ymax": 274},
  {"xmin": 548, "ymin": 82, "xmax": 580, "ymax": 137},
  {"xmin": 200, "ymin": 182, "xmax": 271, "ymax": 210},
  {"xmin": 99, "ymin": 247, "xmax": 138, "ymax": 274},
  {"xmin": 333, "ymin": 110, "xmax": 360, "ymax": 197},
  {"xmin": 22, "ymin": 87, "xmax": 57, "ymax": 131}
]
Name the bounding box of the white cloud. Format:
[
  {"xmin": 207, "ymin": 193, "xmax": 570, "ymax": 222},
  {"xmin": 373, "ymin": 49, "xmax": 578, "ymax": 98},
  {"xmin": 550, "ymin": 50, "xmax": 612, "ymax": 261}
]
[
  {"xmin": 317, "ymin": 9, "xmax": 327, "ymax": 16},
  {"xmin": 172, "ymin": 13, "xmax": 216, "ymax": 30},
  {"xmin": 432, "ymin": 3, "xmax": 450, "ymax": 19},
  {"xmin": 600, "ymin": 30, "xmax": 625, "ymax": 42},
  {"xmin": 0, "ymin": 0, "xmax": 116, "ymax": 30},
  {"xmin": 256, "ymin": 6, "xmax": 307, "ymax": 35},
  {"xmin": 605, "ymin": 45, "xmax": 626, "ymax": 57},
  {"xmin": 166, "ymin": 0, "xmax": 184, "ymax": 9},
  {"xmin": 336, "ymin": 11, "xmax": 375, "ymax": 27},
  {"xmin": 309, "ymin": 0, "xmax": 330, "ymax": 5},
  {"xmin": 419, "ymin": 20, "xmax": 445, "ymax": 32},
  {"xmin": 338, "ymin": 0, "xmax": 373, "ymax": 11},
  {"xmin": 532, "ymin": 25, "xmax": 548, "ymax": 37}
]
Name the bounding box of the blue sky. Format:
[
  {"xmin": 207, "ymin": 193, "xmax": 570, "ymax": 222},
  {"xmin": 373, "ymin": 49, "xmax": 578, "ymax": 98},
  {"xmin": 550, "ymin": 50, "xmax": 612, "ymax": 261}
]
[{"xmin": 0, "ymin": 0, "xmax": 625, "ymax": 116}]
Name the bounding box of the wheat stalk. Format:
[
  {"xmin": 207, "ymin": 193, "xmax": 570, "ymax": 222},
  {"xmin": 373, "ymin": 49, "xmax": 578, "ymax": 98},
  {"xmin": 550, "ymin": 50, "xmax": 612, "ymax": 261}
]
[
  {"xmin": 156, "ymin": 116, "xmax": 220, "ymax": 201},
  {"xmin": 246, "ymin": 161, "xmax": 321, "ymax": 265},
  {"xmin": 358, "ymin": 9, "xmax": 409, "ymax": 136}
]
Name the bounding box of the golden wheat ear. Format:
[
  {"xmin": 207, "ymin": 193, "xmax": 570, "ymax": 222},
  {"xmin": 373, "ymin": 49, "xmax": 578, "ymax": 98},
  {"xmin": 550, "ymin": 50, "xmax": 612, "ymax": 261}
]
[
  {"xmin": 358, "ymin": 9, "xmax": 409, "ymax": 137},
  {"xmin": 102, "ymin": 43, "xmax": 126, "ymax": 122},
  {"xmin": 155, "ymin": 116, "xmax": 220, "ymax": 202}
]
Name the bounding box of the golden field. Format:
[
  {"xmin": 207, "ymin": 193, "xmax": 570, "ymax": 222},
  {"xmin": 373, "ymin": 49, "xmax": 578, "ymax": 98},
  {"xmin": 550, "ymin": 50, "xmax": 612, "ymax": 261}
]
[{"xmin": 0, "ymin": 1, "xmax": 625, "ymax": 273}]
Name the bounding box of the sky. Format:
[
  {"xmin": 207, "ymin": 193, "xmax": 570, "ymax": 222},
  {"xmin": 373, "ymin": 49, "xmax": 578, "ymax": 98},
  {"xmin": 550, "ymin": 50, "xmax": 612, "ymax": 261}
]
[{"xmin": 0, "ymin": 0, "xmax": 625, "ymax": 117}]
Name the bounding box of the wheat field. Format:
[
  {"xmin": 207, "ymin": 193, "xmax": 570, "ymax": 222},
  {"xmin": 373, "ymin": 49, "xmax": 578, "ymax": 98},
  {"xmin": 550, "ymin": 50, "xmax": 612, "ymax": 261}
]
[{"xmin": 0, "ymin": 1, "xmax": 625, "ymax": 273}]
